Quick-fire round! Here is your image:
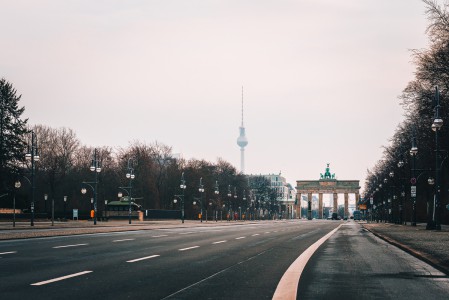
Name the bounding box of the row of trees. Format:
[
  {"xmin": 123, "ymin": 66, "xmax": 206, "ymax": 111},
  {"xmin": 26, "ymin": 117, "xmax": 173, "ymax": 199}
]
[
  {"xmin": 364, "ymin": 1, "xmax": 449, "ymax": 227},
  {"xmin": 0, "ymin": 79, "xmax": 279, "ymax": 219}
]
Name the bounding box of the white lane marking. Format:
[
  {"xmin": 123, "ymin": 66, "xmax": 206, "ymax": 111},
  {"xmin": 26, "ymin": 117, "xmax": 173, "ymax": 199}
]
[
  {"xmin": 160, "ymin": 250, "xmax": 269, "ymax": 300},
  {"xmin": 179, "ymin": 246, "xmax": 200, "ymax": 251},
  {"xmin": 0, "ymin": 251, "xmax": 17, "ymax": 255},
  {"xmin": 265, "ymin": 232, "xmax": 271, "ymax": 234},
  {"xmin": 272, "ymin": 224, "xmax": 342, "ymax": 300},
  {"xmin": 53, "ymin": 243, "xmax": 88, "ymax": 249},
  {"xmin": 235, "ymin": 237, "xmax": 246, "ymax": 240},
  {"xmin": 112, "ymin": 239, "xmax": 135, "ymax": 242},
  {"xmin": 127, "ymin": 255, "xmax": 160, "ymax": 263},
  {"xmin": 31, "ymin": 271, "xmax": 92, "ymax": 286},
  {"xmin": 179, "ymin": 232, "xmax": 195, "ymax": 235},
  {"xmin": 212, "ymin": 240, "xmax": 227, "ymax": 244},
  {"xmin": 152, "ymin": 235, "xmax": 168, "ymax": 238},
  {"xmin": 252, "ymin": 234, "xmax": 260, "ymax": 236}
]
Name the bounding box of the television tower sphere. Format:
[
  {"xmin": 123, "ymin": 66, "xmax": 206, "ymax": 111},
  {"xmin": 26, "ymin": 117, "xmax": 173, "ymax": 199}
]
[{"xmin": 237, "ymin": 127, "xmax": 248, "ymax": 147}]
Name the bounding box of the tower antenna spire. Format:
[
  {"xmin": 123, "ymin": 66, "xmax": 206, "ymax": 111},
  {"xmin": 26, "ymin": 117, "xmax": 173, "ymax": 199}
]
[
  {"xmin": 241, "ymin": 86, "xmax": 244, "ymax": 127},
  {"xmin": 237, "ymin": 86, "xmax": 248, "ymax": 174}
]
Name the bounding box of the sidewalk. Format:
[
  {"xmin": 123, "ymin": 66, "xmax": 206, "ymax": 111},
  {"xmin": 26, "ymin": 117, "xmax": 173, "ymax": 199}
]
[{"xmin": 362, "ymin": 222, "xmax": 449, "ymax": 275}]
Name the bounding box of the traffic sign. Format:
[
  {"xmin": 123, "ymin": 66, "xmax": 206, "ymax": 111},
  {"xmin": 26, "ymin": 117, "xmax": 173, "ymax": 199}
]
[
  {"xmin": 410, "ymin": 177, "xmax": 417, "ymax": 185},
  {"xmin": 411, "ymin": 185, "xmax": 417, "ymax": 197}
]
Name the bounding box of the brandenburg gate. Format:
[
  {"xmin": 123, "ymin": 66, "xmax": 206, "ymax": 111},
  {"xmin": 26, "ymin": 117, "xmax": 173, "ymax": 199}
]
[{"xmin": 296, "ymin": 164, "xmax": 360, "ymax": 219}]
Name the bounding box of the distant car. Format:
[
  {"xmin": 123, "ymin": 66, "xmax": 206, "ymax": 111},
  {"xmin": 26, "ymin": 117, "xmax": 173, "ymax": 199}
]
[
  {"xmin": 331, "ymin": 213, "xmax": 339, "ymax": 220},
  {"xmin": 353, "ymin": 210, "xmax": 362, "ymax": 221}
]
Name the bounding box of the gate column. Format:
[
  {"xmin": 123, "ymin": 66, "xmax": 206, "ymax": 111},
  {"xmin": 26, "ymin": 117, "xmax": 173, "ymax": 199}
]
[
  {"xmin": 307, "ymin": 193, "xmax": 312, "ymax": 220},
  {"xmin": 319, "ymin": 193, "xmax": 323, "ymax": 219},
  {"xmin": 296, "ymin": 193, "xmax": 301, "ymax": 219},
  {"xmin": 333, "ymin": 193, "xmax": 338, "ymax": 216},
  {"xmin": 344, "ymin": 193, "xmax": 349, "ymax": 218}
]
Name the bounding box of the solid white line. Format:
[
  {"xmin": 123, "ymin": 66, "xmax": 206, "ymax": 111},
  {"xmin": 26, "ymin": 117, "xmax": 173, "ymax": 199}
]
[
  {"xmin": 31, "ymin": 271, "xmax": 92, "ymax": 286},
  {"xmin": 252, "ymin": 234, "xmax": 260, "ymax": 236},
  {"xmin": 272, "ymin": 224, "xmax": 342, "ymax": 300},
  {"xmin": 179, "ymin": 246, "xmax": 200, "ymax": 251},
  {"xmin": 235, "ymin": 237, "xmax": 246, "ymax": 240},
  {"xmin": 0, "ymin": 251, "xmax": 17, "ymax": 255},
  {"xmin": 53, "ymin": 243, "xmax": 88, "ymax": 249},
  {"xmin": 127, "ymin": 255, "xmax": 160, "ymax": 263},
  {"xmin": 112, "ymin": 239, "xmax": 135, "ymax": 242},
  {"xmin": 212, "ymin": 240, "xmax": 227, "ymax": 244},
  {"xmin": 152, "ymin": 235, "xmax": 168, "ymax": 238}
]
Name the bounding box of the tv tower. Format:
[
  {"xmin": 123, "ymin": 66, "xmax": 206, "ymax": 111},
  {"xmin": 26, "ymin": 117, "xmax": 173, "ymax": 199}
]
[{"xmin": 236, "ymin": 86, "xmax": 248, "ymax": 173}]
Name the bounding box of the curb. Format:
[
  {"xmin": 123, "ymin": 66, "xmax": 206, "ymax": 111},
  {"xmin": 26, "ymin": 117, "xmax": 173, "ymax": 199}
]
[{"xmin": 362, "ymin": 225, "xmax": 449, "ymax": 276}]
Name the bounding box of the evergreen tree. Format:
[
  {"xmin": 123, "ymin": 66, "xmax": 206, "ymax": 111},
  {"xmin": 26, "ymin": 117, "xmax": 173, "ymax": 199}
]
[{"xmin": 0, "ymin": 78, "xmax": 28, "ymax": 196}]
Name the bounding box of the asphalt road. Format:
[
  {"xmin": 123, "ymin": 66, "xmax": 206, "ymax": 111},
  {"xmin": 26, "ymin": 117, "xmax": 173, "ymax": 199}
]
[
  {"xmin": 0, "ymin": 220, "xmax": 337, "ymax": 299},
  {"xmin": 1, "ymin": 220, "xmax": 448, "ymax": 300}
]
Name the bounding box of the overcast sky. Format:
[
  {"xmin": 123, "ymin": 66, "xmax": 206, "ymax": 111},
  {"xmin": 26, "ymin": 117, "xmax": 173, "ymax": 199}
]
[{"xmin": 1, "ymin": 0, "xmax": 430, "ymax": 192}]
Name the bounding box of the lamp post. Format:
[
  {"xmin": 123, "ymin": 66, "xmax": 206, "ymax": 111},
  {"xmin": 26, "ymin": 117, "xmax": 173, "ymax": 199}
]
[
  {"xmin": 397, "ymin": 157, "xmax": 405, "ymax": 224},
  {"xmin": 63, "ymin": 196, "xmax": 67, "ymax": 220},
  {"xmin": 242, "ymin": 190, "xmax": 246, "ymax": 221},
  {"xmin": 198, "ymin": 177, "xmax": 204, "ymax": 223},
  {"xmin": 14, "ymin": 180, "xmax": 21, "ymax": 227},
  {"xmin": 233, "ymin": 187, "xmax": 237, "ymax": 221},
  {"xmin": 25, "ymin": 130, "xmax": 40, "ymax": 226},
  {"xmin": 91, "ymin": 148, "xmax": 101, "ymax": 225},
  {"xmin": 410, "ymin": 130, "xmax": 418, "ymax": 226},
  {"xmin": 214, "ymin": 181, "xmax": 219, "ymax": 222},
  {"xmin": 430, "ymin": 86, "xmax": 443, "ymax": 230},
  {"xmin": 227, "ymin": 185, "xmax": 232, "ymax": 221},
  {"xmin": 81, "ymin": 148, "xmax": 101, "ymax": 225},
  {"xmin": 175, "ymin": 172, "xmax": 186, "ymax": 223},
  {"xmin": 125, "ymin": 158, "xmax": 136, "ymax": 225}
]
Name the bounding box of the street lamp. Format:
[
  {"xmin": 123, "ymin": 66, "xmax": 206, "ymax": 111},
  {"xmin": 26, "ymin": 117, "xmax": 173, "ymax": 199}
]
[
  {"xmin": 13, "ymin": 180, "xmax": 21, "ymax": 227},
  {"xmin": 198, "ymin": 177, "xmax": 204, "ymax": 223},
  {"xmin": 25, "ymin": 130, "xmax": 40, "ymax": 226},
  {"xmin": 125, "ymin": 158, "xmax": 136, "ymax": 225},
  {"xmin": 430, "ymin": 86, "xmax": 442, "ymax": 230},
  {"xmin": 81, "ymin": 148, "xmax": 101, "ymax": 225},
  {"xmin": 91, "ymin": 149, "xmax": 101, "ymax": 225},
  {"xmin": 214, "ymin": 181, "xmax": 219, "ymax": 222},
  {"xmin": 410, "ymin": 129, "xmax": 418, "ymax": 226},
  {"xmin": 178, "ymin": 172, "xmax": 187, "ymax": 223},
  {"xmin": 227, "ymin": 185, "xmax": 232, "ymax": 221},
  {"xmin": 63, "ymin": 196, "xmax": 67, "ymax": 220}
]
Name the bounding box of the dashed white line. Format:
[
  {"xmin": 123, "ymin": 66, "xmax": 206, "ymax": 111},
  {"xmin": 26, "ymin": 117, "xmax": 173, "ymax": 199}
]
[
  {"xmin": 235, "ymin": 237, "xmax": 246, "ymax": 240},
  {"xmin": 179, "ymin": 232, "xmax": 195, "ymax": 235},
  {"xmin": 0, "ymin": 251, "xmax": 17, "ymax": 255},
  {"xmin": 252, "ymin": 234, "xmax": 260, "ymax": 236},
  {"xmin": 31, "ymin": 271, "xmax": 93, "ymax": 286},
  {"xmin": 112, "ymin": 239, "xmax": 135, "ymax": 242},
  {"xmin": 53, "ymin": 243, "xmax": 88, "ymax": 249},
  {"xmin": 152, "ymin": 235, "xmax": 168, "ymax": 238},
  {"xmin": 212, "ymin": 240, "xmax": 227, "ymax": 244},
  {"xmin": 179, "ymin": 246, "xmax": 200, "ymax": 251},
  {"xmin": 265, "ymin": 232, "xmax": 271, "ymax": 234},
  {"xmin": 127, "ymin": 255, "xmax": 160, "ymax": 263}
]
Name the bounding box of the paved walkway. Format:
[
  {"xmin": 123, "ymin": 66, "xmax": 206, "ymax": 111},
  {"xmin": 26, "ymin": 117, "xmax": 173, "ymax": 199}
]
[{"xmin": 362, "ymin": 222, "xmax": 449, "ymax": 275}]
